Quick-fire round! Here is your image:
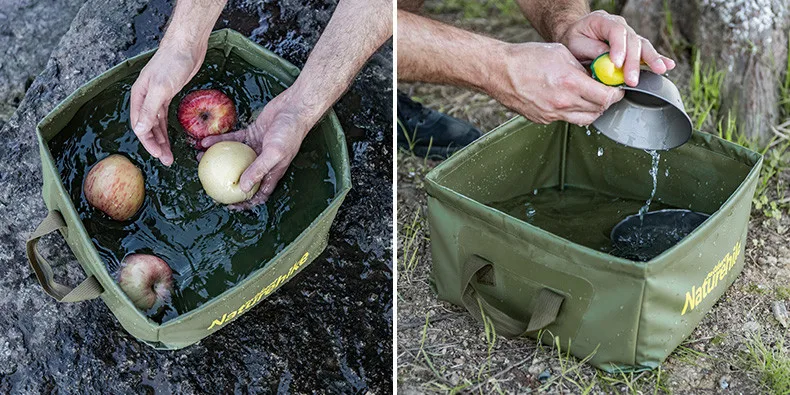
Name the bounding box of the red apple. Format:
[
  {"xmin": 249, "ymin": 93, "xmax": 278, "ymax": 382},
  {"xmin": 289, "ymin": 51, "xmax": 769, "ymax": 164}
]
[
  {"xmin": 83, "ymin": 154, "xmax": 145, "ymax": 221},
  {"xmin": 118, "ymin": 254, "xmax": 174, "ymax": 311},
  {"xmin": 177, "ymin": 89, "xmax": 237, "ymax": 139}
]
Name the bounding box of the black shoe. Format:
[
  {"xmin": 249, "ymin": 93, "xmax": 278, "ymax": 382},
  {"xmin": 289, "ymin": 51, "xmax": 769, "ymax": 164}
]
[{"xmin": 397, "ymin": 91, "xmax": 482, "ymax": 159}]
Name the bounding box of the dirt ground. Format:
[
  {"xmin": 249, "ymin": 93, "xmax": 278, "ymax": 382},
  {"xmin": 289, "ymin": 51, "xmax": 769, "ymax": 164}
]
[{"xmin": 396, "ymin": 5, "xmax": 790, "ymax": 394}]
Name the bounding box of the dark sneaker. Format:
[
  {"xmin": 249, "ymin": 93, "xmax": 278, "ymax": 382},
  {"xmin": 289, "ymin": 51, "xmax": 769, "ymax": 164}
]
[{"xmin": 397, "ymin": 91, "xmax": 482, "ymax": 159}]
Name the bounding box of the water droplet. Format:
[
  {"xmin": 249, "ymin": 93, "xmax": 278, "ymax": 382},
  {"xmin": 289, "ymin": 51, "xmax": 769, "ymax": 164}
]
[{"xmin": 597, "ymin": 147, "xmax": 604, "ymax": 157}]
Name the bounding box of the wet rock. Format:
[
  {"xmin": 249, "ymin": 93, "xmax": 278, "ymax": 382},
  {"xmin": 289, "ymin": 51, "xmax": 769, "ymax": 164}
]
[
  {"xmin": 0, "ymin": 0, "xmax": 391, "ymax": 392},
  {"xmin": 0, "ymin": 0, "xmax": 86, "ymax": 124},
  {"xmin": 537, "ymin": 369, "xmax": 551, "ymax": 382},
  {"xmin": 772, "ymin": 301, "xmax": 789, "ymax": 328},
  {"xmin": 719, "ymin": 375, "xmax": 730, "ymax": 389}
]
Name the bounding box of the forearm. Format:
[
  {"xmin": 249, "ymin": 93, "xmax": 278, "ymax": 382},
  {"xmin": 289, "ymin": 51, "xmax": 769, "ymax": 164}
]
[
  {"xmin": 515, "ymin": 0, "xmax": 588, "ymax": 42},
  {"xmin": 397, "ymin": 10, "xmax": 504, "ymax": 92},
  {"xmin": 161, "ymin": 0, "xmax": 228, "ymax": 51},
  {"xmin": 288, "ymin": 0, "xmax": 392, "ymax": 133}
]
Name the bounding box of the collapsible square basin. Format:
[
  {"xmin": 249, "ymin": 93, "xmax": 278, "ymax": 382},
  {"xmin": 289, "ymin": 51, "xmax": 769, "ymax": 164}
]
[
  {"xmin": 425, "ymin": 117, "xmax": 762, "ymax": 371},
  {"xmin": 26, "ymin": 29, "xmax": 351, "ymax": 349}
]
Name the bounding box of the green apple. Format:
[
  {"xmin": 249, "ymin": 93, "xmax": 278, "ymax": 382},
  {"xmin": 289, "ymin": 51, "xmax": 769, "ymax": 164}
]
[{"xmin": 198, "ymin": 141, "xmax": 260, "ymax": 204}]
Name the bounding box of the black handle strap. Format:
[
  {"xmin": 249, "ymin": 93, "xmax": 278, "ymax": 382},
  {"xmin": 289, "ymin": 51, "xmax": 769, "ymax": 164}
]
[
  {"xmin": 25, "ymin": 211, "xmax": 103, "ymax": 302},
  {"xmin": 461, "ymin": 255, "xmax": 563, "ymax": 337}
]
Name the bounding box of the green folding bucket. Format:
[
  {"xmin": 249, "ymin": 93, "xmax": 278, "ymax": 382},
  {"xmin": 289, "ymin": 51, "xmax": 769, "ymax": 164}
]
[
  {"xmin": 25, "ymin": 29, "xmax": 351, "ymax": 349},
  {"xmin": 425, "ymin": 117, "xmax": 762, "ymax": 371}
]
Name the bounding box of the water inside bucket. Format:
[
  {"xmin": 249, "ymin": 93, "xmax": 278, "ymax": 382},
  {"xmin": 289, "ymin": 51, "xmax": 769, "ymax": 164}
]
[
  {"xmin": 48, "ymin": 50, "xmax": 337, "ymax": 323},
  {"xmin": 487, "ymin": 186, "xmax": 705, "ymax": 260}
]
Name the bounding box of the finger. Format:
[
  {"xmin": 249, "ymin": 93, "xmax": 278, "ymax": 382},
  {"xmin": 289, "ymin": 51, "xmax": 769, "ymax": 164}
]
[
  {"xmin": 639, "ymin": 38, "xmax": 666, "ymax": 75},
  {"xmin": 569, "ymin": 36, "xmax": 611, "ymax": 62},
  {"xmin": 198, "ymin": 130, "xmax": 246, "ymax": 150},
  {"xmin": 239, "ymin": 152, "xmax": 280, "ymax": 193},
  {"xmin": 129, "ymin": 78, "xmax": 148, "ymax": 129},
  {"xmin": 156, "ymin": 105, "xmax": 173, "ymax": 166},
  {"xmin": 595, "ymin": 21, "xmax": 627, "ymax": 67},
  {"xmin": 623, "ymin": 32, "xmax": 643, "ymax": 86},
  {"xmin": 577, "ymin": 77, "xmax": 625, "ymax": 110},
  {"xmin": 561, "ymin": 111, "xmax": 603, "ymax": 126},
  {"xmin": 259, "ymin": 166, "xmax": 288, "ymax": 199},
  {"xmin": 133, "ymin": 87, "xmax": 168, "ymax": 158},
  {"xmin": 660, "ymin": 56, "xmax": 676, "ymax": 71}
]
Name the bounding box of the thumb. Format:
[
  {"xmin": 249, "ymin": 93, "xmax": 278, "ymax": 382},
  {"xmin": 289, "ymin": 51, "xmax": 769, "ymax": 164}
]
[
  {"xmin": 569, "ymin": 36, "xmax": 610, "ymax": 63},
  {"xmin": 239, "ymin": 151, "xmax": 280, "ymax": 193}
]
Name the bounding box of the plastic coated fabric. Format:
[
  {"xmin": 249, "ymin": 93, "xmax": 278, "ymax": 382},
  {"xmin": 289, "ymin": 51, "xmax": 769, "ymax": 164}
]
[
  {"xmin": 26, "ymin": 211, "xmax": 104, "ymax": 302},
  {"xmin": 31, "ymin": 29, "xmax": 351, "ymax": 349},
  {"xmin": 425, "ymin": 117, "xmax": 762, "ymax": 371}
]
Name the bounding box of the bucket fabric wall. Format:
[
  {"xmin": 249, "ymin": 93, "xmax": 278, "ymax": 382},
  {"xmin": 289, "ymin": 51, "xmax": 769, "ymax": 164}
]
[
  {"xmin": 26, "ymin": 29, "xmax": 351, "ymax": 350},
  {"xmin": 425, "ymin": 117, "xmax": 762, "ymax": 371}
]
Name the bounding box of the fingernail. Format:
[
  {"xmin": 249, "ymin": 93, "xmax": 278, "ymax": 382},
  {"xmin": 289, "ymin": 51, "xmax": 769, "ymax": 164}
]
[
  {"xmin": 242, "ymin": 181, "xmax": 253, "ymax": 192},
  {"xmin": 629, "ymin": 70, "xmax": 639, "ymax": 84},
  {"xmin": 133, "ymin": 122, "xmax": 144, "ymax": 134}
]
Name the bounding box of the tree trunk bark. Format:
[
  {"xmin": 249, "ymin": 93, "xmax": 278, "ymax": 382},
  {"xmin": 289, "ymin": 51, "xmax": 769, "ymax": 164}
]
[{"xmin": 622, "ymin": 0, "xmax": 790, "ymax": 141}]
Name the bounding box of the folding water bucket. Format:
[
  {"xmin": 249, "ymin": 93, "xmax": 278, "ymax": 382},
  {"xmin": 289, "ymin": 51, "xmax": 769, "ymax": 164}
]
[
  {"xmin": 425, "ymin": 117, "xmax": 762, "ymax": 371},
  {"xmin": 26, "ymin": 29, "xmax": 351, "ymax": 349}
]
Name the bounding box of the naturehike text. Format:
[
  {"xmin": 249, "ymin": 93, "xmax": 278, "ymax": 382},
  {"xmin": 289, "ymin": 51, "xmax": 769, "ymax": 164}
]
[
  {"xmin": 680, "ymin": 241, "xmax": 741, "ymax": 315},
  {"xmin": 207, "ymin": 252, "xmax": 310, "ymax": 330}
]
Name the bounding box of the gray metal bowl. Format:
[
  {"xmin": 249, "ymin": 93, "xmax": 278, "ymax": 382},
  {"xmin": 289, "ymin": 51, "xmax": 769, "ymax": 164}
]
[{"xmin": 592, "ymin": 70, "xmax": 692, "ymax": 150}]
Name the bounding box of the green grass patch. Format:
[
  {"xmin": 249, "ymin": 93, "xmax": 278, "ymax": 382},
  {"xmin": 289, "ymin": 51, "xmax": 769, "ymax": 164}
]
[
  {"xmin": 742, "ymin": 333, "xmax": 790, "ymax": 394},
  {"xmin": 399, "ymin": 207, "xmax": 425, "ymax": 280},
  {"xmin": 777, "ymin": 287, "xmax": 790, "ymax": 301}
]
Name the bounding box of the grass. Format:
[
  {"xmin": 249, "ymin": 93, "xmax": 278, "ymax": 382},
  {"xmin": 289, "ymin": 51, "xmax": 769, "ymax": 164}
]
[
  {"xmin": 686, "ymin": 50, "xmax": 726, "ymax": 131},
  {"xmin": 780, "ymin": 32, "xmax": 790, "ymax": 120},
  {"xmin": 683, "ymin": 48, "xmax": 790, "ymax": 219},
  {"xmin": 742, "ymin": 333, "xmax": 790, "ymax": 394},
  {"xmin": 399, "ymin": 207, "xmax": 425, "ymax": 280}
]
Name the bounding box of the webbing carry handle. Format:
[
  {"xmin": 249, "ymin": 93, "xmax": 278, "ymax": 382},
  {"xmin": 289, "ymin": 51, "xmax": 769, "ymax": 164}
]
[
  {"xmin": 25, "ymin": 211, "xmax": 104, "ymax": 302},
  {"xmin": 461, "ymin": 255, "xmax": 563, "ymax": 338}
]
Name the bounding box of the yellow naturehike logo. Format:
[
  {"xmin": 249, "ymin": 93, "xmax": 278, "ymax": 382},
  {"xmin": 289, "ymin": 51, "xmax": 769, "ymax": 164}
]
[
  {"xmin": 681, "ymin": 241, "xmax": 741, "ymax": 315},
  {"xmin": 207, "ymin": 252, "xmax": 310, "ymax": 330}
]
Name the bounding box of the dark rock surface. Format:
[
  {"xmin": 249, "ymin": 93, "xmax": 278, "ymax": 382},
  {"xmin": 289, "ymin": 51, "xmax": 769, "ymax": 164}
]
[
  {"xmin": 0, "ymin": 0, "xmax": 392, "ymax": 393},
  {"xmin": 0, "ymin": 0, "xmax": 87, "ymax": 128}
]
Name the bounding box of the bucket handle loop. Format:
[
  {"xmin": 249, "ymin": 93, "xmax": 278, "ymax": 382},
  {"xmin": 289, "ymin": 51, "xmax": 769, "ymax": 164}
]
[
  {"xmin": 462, "ymin": 255, "xmax": 563, "ymax": 337},
  {"xmin": 25, "ymin": 211, "xmax": 104, "ymax": 302}
]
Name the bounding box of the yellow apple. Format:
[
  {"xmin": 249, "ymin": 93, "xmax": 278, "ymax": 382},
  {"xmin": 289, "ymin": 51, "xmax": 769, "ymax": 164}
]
[{"xmin": 198, "ymin": 141, "xmax": 260, "ymax": 204}]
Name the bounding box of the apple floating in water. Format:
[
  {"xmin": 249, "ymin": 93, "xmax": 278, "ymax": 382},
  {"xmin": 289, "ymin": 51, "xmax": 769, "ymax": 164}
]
[
  {"xmin": 198, "ymin": 141, "xmax": 260, "ymax": 204},
  {"xmin": 177, "ymin": 89, "xmax": 237, "ymax": 139},
  {"xmin": 83, "ymin": 154, "xmax": 145, "ymax": 221},
  {"xmin": 118, "ymin": 254, "xmax": 174, "ymax": 311}
]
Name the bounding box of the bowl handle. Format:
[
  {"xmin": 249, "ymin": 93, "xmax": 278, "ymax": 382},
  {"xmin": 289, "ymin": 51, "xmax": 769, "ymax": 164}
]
[
  {"xmin": 461, "ymin": 255, "xmax": 564, "ymax": 337},
  {"xmin": 26, "ymin": 211, "xmax": 104, "ymax": 302}
]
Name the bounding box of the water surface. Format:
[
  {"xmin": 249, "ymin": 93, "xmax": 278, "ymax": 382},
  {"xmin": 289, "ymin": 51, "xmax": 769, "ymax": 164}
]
[{"xmin": 49, "ymin": 51, "xmax": 337, "ymax": 322}]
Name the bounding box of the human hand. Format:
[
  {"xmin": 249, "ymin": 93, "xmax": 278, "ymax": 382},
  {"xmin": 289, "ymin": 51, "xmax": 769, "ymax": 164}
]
[
  {"xmin": 555, "ymin": 10, "xmax": 675, "ymax": 87},
  {"xmin": 197, "ymin": 88, "xmax": 314, "ymax": 208},
  {"xmin": 486, "ymin": 42, "xmax": 624, "ymax": 125},
  {"xmin": 130, "ymin": 40, "xmax": 206, "ymax": 166}
]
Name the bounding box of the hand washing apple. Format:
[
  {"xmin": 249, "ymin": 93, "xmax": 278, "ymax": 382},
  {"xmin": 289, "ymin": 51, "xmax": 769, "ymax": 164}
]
[
  {"xmin": 177, "ymin": 89, "xmax": 237, "ymax": 139},
  {"xmin": 198, "ymin": 141, "xmax": 260, "ymax": 204},
  {"xmin": 83, "ymin": 154, "xmax": 145, "ymax": 221},
  {"xmin": 118, "ymin": 254, "xmax": 174, "ymax": 311}
]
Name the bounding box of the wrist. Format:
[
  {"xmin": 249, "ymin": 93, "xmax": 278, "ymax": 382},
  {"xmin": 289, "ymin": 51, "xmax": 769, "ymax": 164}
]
[
  {"xmin": 276, "ymin": 79, "xmax": 330, "ymax": 136},
  {"xmin": 480, "ymin": 42, "xmax": 518, "ymax": 99},
  {"xmin": 289, "ymin": 75, "xmax": 341, "ymax": 130}
]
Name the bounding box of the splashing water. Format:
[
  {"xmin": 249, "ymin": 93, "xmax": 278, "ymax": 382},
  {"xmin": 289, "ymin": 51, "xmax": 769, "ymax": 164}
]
[
  {"xmin": 638, "ymin": 150, "xmax": 661, "ymax": 221},
  {"xmin": 597, "ymin": 147, "xmax": 604, "ymax": 157}
]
